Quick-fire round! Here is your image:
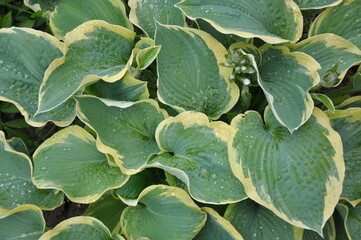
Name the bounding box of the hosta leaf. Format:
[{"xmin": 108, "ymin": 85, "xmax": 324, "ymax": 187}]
[
  {"xmin": 32, "ymin": 126, "xmax": 128, "ymax": 204},
  {"xmin": 194, "ymin": 207, "xmax": 244, "ymax": 240},
  {"xmin": 337, "ymin": 203, "xmax": 361, "ymax": 240},
  {"xmin": 129, "ymin": 0, "xmax": 186, "ymax": 37},
  {"xmin": 302, "ymin": 217, "xmax": 336, "ymax": 240},
  {"xmin": 76, "ymin": 96, "xmax": 168, "ymax": 174},
  {"xmin": 120, "ymin": 185, "xmax": 207, "ymax": 240},
  {"xmin": 149, "ymin": 112, "xmax": 246, "ymax": 204},
  {"xmin": 293, "ymin": 0, "xmax": 342, "ymax": 9},
  {"xmin": 311, "ymin": 93, "xmax": 335, "ymax": 113},
  {"xmin": 258, "ymin": 45, "xmax": 320, "ymax": 132},
  {"xmin": 50, "ymin": 0, "xmax": 133, "ymax": 39},
  {"xmin": 309, "ymin": 0, "xmax": 361, "ymax": 50},
  {"xmin": 0, "ymin": 131, "xmax": 63, "ymax": 213},
  {"xmin": 7, "ymin": 137, "xmax": 29, "ymax": 156},
  {"xmin": 24, "ymin": 0, "xmax": 60, "ymax": 11},
  {"xmin": 136, "ymin": 46, "xmax": 161, "ymax": 70},
  {"xmin": 288, "ymin": 34, "xmax": 361, "ymax": 87},
  {"xmin": 83, "ymin": 192, "xmax": 127, "ymax": 235},
  {"xmin": 224, "ymin": 199, "xmax": 303, "ymax": 240},
  {"xmin": 39, "ymin": 216, "xmax": 116, "ymax": 240},
  {"xmin": 0, "ymin": 28, "xmax": 76, "ymax": 127},
  {"xmin": 326, "ymin": 108, "xmax": 361, "ymax": 206},
  {"xmin": 0, "ymin": 205, "xmax": 45, "ymax": 240},
  {"xmin": 336, "ymin": 96, "xmax": 361, "ymax": 109},
  {"xmin": 176, "ymin": 0, "xmax": 303, "ymax": 44},
  {"xmin": 229, "ymin": 107, "xmax": 344, "ymax": 233},
  {"xmin": 37, "ymin": 20, "xmax": 135, "ymax": 114},
  {"xmin": 156, "ymin": 24, "xmax": 239, "ymax": 119},
  {"xmin": 86, "ymin": 73, "xmax": 149, "ymax": 102}
]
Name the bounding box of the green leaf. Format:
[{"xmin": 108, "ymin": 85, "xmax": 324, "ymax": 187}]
[
  {"xmin": 311, "ymin": 93, "xmax": 335, "ymax": 113},
  {"xmin": 309, "ymin": 0, "xmax": 361, "ymax": 50},
  {"xmin": 32, "ymin": 126, "xmax": 128, "ymax": 204},
  {"xmin": 0, "ymin": 28, "xmax": 76, "ymax": 127},
  {"xmin": 83, "ymin": 192, "xmax": 127, "ymax": 235},
  {"xmin": 156, "ymin": 24, "xmax": 239, "ymax": 119},
  {"xmin": 337, "ymin": 203, "xmax": 361, "ymax": 240},
  {"xmin": 149, "ymin": 112, "xmax": 246, "ymax": 204},
  {"xmin": 194, "ymin": 207, "xmax": 244, "ymax": 240},
  {"xmin": 176, "ymin": 0, "xmax": 303, "ymax": 44},
  {"xmin": 326, "ymin": 108, "xmax": 361, "ymax": 206},
  {"xmin": 120, "ymin": 185, "xmax": 207, "ymax": 240},
  {"xmin": 293, "ymin": 0, "xmax": 342, "ymax": 9},
  {"xmin": 39, "ymin": 216, "xmax": 115, "ymax": 240},
  {"xmin": 303, "ymin": 217, "xmax": 336, "ymax": 240},
  {"xmin": 336, "ymin": 96, "xmax": 361, "ymax": 109},
  {"xmin": 86, "ymin": 73, "xmax": 149, "ymax": 102},
  {"xmin": 229, "ymin": 107, "xmax": 344, "ymax": 233},
  {"xmin": 129, "ymin": 0, "xmax": 186, "ymax": 37},
  {"xmin": 37, "ymin": 20, "xmax": 136, "ymax": 113},
  {"xmin": 288, "ymin": 34, "xmax": 361, "ymax": 87},
  {"xmin": 136, "ymin": 45, "xmax": 161, "ymax": 70},
  {"xmin": 76, "ymin": 96, "xmax": 168, "ymax": 174},
  {"xmin": 7, "ymin": 137, "xmax": 29, "ymax": 156},
  {"xmin": 224, "ymin": 199, "xmax": 303, "ymax": 240},
  {"xmin": 0, "ymin": 131, "xmax": 64, "ymax": 213},
  {"xmin": 0, "ymin": 11, "xmax": 12, "ymax": 28},
  {"xmin": 4, "ymin": 118, "xmax": 31, "ymax": 129},
  {"xmin": 0, "ymin": 205, "xmax": 45, "ymax": 240},
  {"xmin": 258, "ymin": 45, "xmax": 320, "ymax": 132},
  {"xmin": 50, "ymin": 0, "xmax": 133, "ymax": 39}
]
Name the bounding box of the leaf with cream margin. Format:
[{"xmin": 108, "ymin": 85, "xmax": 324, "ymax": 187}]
[
  {"xmin": 336, "ymin": 96, "xmax": 361, "ymax": 110},
  {"xmin": 176, "ymin": 0, "xmax": 303, "ymax": 44},
  {"xmin": 32, "ymin": 126, "xmax": 129, "ymax": 204},
  {"xmin": 0, "ymin": 205, "xmax": 45, "ymax": 240},
  {"xmin": 76, "ymin": 96, "xmax": 168, "ymax": 175},
  {"xmin": 224, "ymin": 199, "xmax": 303, "ymax": 240},
  {"xmin": 258, "ymin": 45, "xmax": 320, "ymax": 132},
  {"xmin": 336, "ymin": 203, "xmax": 361, "ymax": 240},
  {"xmin": 156, "ymin": 24, "xmax": 239, "ymax": 119},
  {"xmin": 229, "ymin": 107, "xmax": 344, "ymax": 234},
  {"xmin": 288, "ymin": 34, "xmax": 361, "ymax": 87},
  {"xmin": 50, "ymin": 0, "xmax": 133, "ymax": 40},
  {"xmin": 129, "ymin": 0, "xmax": 186, "ymax": 37},
  {"xmin": 309, "ymin": 0, "xmax": 361, "ymax": 50},
  {"xmin": 293, "ymin": 0, "xmax": 342, "ymax": 9},
  {"xmin": 37, "ymin": 20, "xmax": 135, "ymax": 114},
  {"xmin": 302, "ymin": 217, "xmax": 336, "ymax": 240},
  {"xmin": 0, "ymin": 27, "xmax": 76, "ymax": 127},
  {"xmin": 120, "ymin": 185, "xmax": 207, "ymax": 240},
  {"xmin": 326, "ymin": 108, "xmax": 361, "ymax": 206},
  {"xmin": 0, "ymin": 131, "xmax": 63, "ymax": 214},
  {"xmin": 149, "ymin": 111, "xmax": 246, "ymax": 204}
]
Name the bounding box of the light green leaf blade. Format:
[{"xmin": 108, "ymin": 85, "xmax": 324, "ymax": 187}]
[
  {"xmin": 326, "ymin": 108, "xmax": 361, "ymax": 206},
  {"xmin": 194, "ymin": 207, "xmax": 244, "ymax": 240},
  {"xmin": 83, "ymin": 192, "xmax": 127, "ymax": 235},
  {"xmin": 309, "ymin": 0, "xmax": 361, "ymax": 50},
  {"xmin": 37, "ymin": 20, "xmax": 136, "ymax": 114},
  {"xmin": 229, "ymin": 107, "xmax": 344, "ymax": 233},
  {"xmin": 75, "ymin": 96, "xmax": 168, "ymax": 174},
  {"xmin": 0, "ymin": 131, "xmax": 63, "ymax": 213},
  {"xmin": 311, "ymin": 93, "xmax": 335, "ymax": 113},
  {"xmin": 120, "ymin": 185, "xmax": 207, "ymax": 240},
  {"xmin": 288, "ymin": 34, "xmax": 361, "ymax": 87},
  {"xmin": 136, "ymin": 45, "xmax": 161, "ymax": 70},
  {"xmin": 156, "ymin": 24, "xmax": 239, "ymax": 119},
  {"xmin": 86, "ymin": 73, "xmax": 149, "ymax": 102},
  {"xmin": 40, "ymin": 216, "xmax": 114, "ymax": 240},
  {"xmin": 32, "ymin": 126, "xmax": 129, "ymax": 204},
  {"xmin": 293, "ymin": 0, "xmax": 342, "ymax": 9},
  {"xmin": 224, "ymin": 199, "xmax": 303, "ymax": 240},
  {"xmin": 336, "ymin": 96, "xmax": 361, "ymax": 110},
  {"xmin": 149, "ymin": 112, "xmax": 246, "ymax": 204},
  {"xmin": 176, "ymin": 0, "xmax": 303, "ymax": 44},
  {"xmin": 258, "ymin": 45, "xmax": 320, "ymax": 132},
  {"xmin": 302, "ymin": 217, "xmax": 336, "ymax": 240},
  {"xmin": 337, "ymin": 203, "xmax": 361, "ymax": 240},
  {"xmin": 0, "ymin": 205, "xmax": 45, "ymax": 240},
  {"xmin": 50, "ymin": 0, "xmax": 133, "ymax": 40},
  {"xmin": 0, "ymin": 28, "xmax": 76, "ymax": 127},
  {"xmin": 129, "ymin": 0, "xmax": 186, "ymax": 37}
]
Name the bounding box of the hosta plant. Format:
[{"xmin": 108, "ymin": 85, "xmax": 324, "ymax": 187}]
[{"xmin": 1, "ymin": 0, "xmax": 361, "ymax": 239}]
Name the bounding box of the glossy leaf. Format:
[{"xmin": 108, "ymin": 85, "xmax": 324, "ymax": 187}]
[
  {"xmin": 76, "ymin": 96, "xmax": 168, "ymax": 174},
  {"xmin": 258, "ymin": 45, "xmax": 320, "ymax": 132},
  {"xmin": 33, "ymin": 126, "xmax": 128, "ymax": 204},
  {"xmin": 176, "ymin": 0, "xmax": 303, "ymax": 44},
  {"xmin": 50, "ymin": 0, "xmax": 133, "ymax": 39},
  {"xmin": 293, "ymin": 0, "xmax": 342, "ymax": 9},
  {"xmin": 120, "ymin": 185, "xmax": 207, "ymax": 240},
  {"xmin": 0, "ymin": 28, "xmax": 76, "ymax": 127},
  {"xmin": 229, "ymin": 107, "xmax": 344, "ymax": 233},
  {"xmin": 149, "ymin": 112, "xmax": 246, "ymax": 204},
  {"xmin": 37, "ymin": 20, "xmax": 135, "ymax": 113},
  {"xmin": 156, "ymin": 24, "xmax": 239, "ymax": 119}
]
